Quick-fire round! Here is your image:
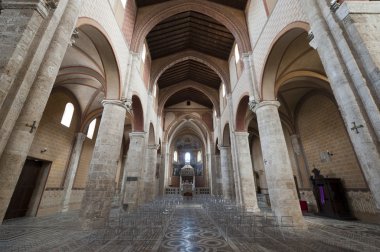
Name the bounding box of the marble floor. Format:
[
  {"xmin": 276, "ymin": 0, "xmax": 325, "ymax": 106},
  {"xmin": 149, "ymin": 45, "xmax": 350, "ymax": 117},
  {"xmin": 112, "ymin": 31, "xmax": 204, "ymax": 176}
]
[{"xmin": 1, "ymin": 199, "xmax": 380, "ymax": 252}]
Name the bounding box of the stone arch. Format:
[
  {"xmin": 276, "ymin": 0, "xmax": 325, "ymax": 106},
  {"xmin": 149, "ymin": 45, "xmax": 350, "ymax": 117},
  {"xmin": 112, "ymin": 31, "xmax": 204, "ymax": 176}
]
[
  {"xmin": 150, "ymin": 51, "xmax": 230, "ymax": 92},
  {"xmin": 215, "ymin": 138, "xmax": 220, "ymax": 155},
  {"xmin": 158, "ymin": 80, "xmax": 220, "ymax": 116},
  {"xmin": 222, "ymin": 124, "xmax": 231, "ymax": 147},
  {"xmin": 132, "ymin": 95, "xmax": 144, "ymax": 132},
  {"xmin": 76, "ymin": 18, "xmax": 121, "ymax": 99},
  {"xmin": 148, "ymin": 123, "xmax": 155, "ymax": 145},
  {"xmin": 166, "ymin": 115, "xmax": 210, "ymax": 148},
  {"xmin": 235, "ymin": 95, "xmax": 250, "ymax": 132},
  {"xmin": 260, "ymin": 22, "xmax": 310, "ymax": 100},
  {"xmin": 80, "ymin": 108, "xmax": 103, "ymax": 132},
  {"xmin": 131, "ymin": 1, "xmax": 251, "ymax": 54}
]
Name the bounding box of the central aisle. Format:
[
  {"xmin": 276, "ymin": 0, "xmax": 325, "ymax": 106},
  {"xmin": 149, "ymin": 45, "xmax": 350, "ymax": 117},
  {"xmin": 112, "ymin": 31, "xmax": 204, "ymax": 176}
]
[{"xmin": 158, "ymin": 204, "xmax": 235, "ymax": 251}]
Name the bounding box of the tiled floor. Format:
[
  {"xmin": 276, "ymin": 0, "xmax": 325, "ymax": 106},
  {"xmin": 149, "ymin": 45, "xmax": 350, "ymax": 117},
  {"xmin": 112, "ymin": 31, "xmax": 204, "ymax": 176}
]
[{"xmin": 1, "ymin": 200, "xmax": 380, "ymax": 252}]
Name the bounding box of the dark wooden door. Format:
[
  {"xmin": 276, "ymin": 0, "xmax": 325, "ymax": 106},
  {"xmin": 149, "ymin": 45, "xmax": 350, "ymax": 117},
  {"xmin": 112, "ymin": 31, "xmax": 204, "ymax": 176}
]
[{"xmin": 4, "ymin": 159, "xmax": 42, "ymax": 219}]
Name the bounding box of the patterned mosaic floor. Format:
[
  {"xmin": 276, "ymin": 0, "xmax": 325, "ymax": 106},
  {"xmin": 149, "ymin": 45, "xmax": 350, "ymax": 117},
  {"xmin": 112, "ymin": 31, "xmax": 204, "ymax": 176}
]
[{"xmin": 1, "ymin": 202, "xmax": 380, "ymax": 252}]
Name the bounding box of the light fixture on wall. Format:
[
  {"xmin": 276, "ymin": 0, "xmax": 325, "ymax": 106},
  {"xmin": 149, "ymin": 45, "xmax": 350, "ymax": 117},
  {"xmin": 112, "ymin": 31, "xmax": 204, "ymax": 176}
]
[
  {"xmin": 41, "ymin": 147, "xmax": 47, "ymax": 153},
  {"xmin": 320, "ymin": 150, "xmax": 334, "ymax": 163}
]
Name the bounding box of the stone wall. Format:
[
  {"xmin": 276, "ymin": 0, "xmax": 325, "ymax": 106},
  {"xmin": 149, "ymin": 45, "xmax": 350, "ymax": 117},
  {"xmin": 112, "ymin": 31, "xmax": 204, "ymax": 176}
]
[
  {"xmin": 28, "ymin": 91, "xmax": 79, "ymax": 188},
  {"xmin": 38, "ymin": 189, "xmax": 63, "ymax": 216},
  {"xmin": 297, "ymin": 94, "xmax": 366, "ymax": 189},
  {"xmin": 348, "ymin": 4, "xmax": 380, "ymax": 74},
  {"xmin": 73, "ymin": 137, "xmax": 96, "ymax": 189}
]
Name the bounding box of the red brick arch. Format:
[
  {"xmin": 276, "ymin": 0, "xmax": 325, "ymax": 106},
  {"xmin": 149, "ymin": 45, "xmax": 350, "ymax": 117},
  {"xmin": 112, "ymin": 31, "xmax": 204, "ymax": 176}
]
[
  {"xmin": 132, "ymin": 95, "xmax": 144, "ymax": 132},
  {"xmin": 158, "ymin": 80, "xmax": 220, "ymax": 117},
  {"xmin": 150, "ymin": 50, "xmax": 230, "ymax": 93},
  {"xmin": 235, "ymin": 95, "xmax": 249, "ymax": 132}
]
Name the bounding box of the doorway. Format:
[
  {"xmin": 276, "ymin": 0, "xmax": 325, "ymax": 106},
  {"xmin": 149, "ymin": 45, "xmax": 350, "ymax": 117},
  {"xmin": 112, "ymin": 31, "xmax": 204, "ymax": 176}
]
[{"xmin": 4, "ymin": 159, "xmax": 51, "ymax": 219}]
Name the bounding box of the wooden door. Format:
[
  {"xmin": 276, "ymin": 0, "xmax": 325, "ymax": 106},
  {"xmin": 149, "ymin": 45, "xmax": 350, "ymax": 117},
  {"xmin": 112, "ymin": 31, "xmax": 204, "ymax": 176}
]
[{"xmin": 4, "ymin": 159, "xmax": 43, "ymax": 219}]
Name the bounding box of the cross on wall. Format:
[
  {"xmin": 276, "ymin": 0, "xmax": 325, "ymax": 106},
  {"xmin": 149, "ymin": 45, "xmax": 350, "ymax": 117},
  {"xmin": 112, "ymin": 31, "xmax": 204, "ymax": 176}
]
[
  {"xmin": 25, "ymin": 121, "xmax": 37, "ymax": 133},
  {"xmin": 350, "ymin": 122, "xmax": 363, "ymax": 134}
]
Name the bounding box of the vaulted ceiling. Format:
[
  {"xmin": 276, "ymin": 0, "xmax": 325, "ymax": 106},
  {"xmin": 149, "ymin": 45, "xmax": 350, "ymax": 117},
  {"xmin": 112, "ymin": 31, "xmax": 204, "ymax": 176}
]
[
  {"xmin": 144, "ymin": 2, "xmax": 241, "ymax": 112},
  {"xmin": 136, "ymin": 0, "xmax": 248, "ymax": 10}
]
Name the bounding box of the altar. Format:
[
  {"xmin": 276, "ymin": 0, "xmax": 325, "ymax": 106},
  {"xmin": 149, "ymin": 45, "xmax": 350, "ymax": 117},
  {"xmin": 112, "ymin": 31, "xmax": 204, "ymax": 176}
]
[{"xmin": 180, "ymin": 164, "xmax": 195, "ymax": 196}]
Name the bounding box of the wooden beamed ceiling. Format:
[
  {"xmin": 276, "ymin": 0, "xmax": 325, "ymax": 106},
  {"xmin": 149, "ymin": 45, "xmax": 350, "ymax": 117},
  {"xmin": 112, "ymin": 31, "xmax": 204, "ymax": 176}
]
[
  {"xmin": 143, "ymin": 4, "xmax": 240, "ymax": 110},
  {"xmin": 147, "ymin": 11, "xmax": 234, "ymax": 60},
  {"xmin": 165, "ymin": 88, "xmax": 213, "ymax": 108},
  {"xmin": 136, "ymin": 0, "xmax": 248, "ymax": 10},
  {"xmin": 158, "ymin": 59, "xmax": 221, "ymax": 89}
]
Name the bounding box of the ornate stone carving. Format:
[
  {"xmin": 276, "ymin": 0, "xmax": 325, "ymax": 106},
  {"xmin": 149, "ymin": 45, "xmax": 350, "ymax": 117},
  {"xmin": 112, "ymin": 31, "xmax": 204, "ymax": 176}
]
[
  {"xmin": 44, "ymin": 0, "xmax": 59, "ymax": 9},
  {"xmin": 248, "ymin": 97, "xmax": 258, "ymax": 112},
  {"xmin": 68, "ymin": 28, "xmax": 79, "ymax": 47},
  {"xmin": 122, "ymin": 98, "xmax": 133, "ymax": 112}
]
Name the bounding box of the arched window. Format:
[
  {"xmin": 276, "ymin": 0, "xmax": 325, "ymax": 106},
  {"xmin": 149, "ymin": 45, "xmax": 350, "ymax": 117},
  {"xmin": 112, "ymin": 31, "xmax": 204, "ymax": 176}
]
[
  {"xmin": 222, "ymin": 83, "xmax": 226, "ymax": 97},
  {"xmin": 173, "ymin": 151, "xmax": 178, "ymax": 162},
  {"xmin": 87, "ymin": 119, "xmax": 96, "ymax": 139},
  {"xmin": 185, "ymin": 152, "xmax": 191, "ymax": 163},
  {"xmin": 234, "ymin": 43, "xmax": 240, "ymax": 63},
  {"xmin": 121, "ymin": 0, "xmax": 127, "ymax": 8},
  {"xmin": 197, "ymin": 151, "xmax": 202, "ymax": 162},
  {"xmin": 61, "ymin": 103, "xmax": 74, "ymax": 127}
]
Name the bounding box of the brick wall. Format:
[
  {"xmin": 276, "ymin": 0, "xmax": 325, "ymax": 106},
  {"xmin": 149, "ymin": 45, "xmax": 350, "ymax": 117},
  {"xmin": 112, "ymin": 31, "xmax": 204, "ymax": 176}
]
[
  {"xmin": 297, "ymin": 94, "xmax": 366, "ymax": 189},
  {"xmin": 28, "ymin": 91, "xmax": 79, "ymax": 188},
  {"xmin": 122, "ymin": 0, "xmax": 137, "ymax": 46}
]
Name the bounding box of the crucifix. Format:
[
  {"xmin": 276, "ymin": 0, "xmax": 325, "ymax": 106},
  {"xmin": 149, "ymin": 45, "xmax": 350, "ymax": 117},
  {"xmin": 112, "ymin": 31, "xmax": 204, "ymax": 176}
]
[
  {"xmin": 25, "ymin": 121, "xmax": 37, "ymax": 133},
  {"xmin": 350, "ymin": 122, "xmax": 363, "ymax": 134}
]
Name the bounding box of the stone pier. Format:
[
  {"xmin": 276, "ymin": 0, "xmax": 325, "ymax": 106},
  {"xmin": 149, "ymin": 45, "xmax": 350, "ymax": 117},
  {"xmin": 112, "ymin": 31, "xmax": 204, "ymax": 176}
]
[
  {"xmin": 0, "ymin": 0, "xmax": 81, "ymax": 222},
  {"xmin": 122, "ymin": 132, "xmax": 146, "ymax": 209},
  {"xmin": 140, "ymin": 144, "xmax": 159, "ymax": 203},
  {"xmin": 61, "ymin": 133, "xmax": 86, "ymax": 212},
  {"xmin": 302, "ymin": 0, "xmax": 380, "ymax": 209},
  {"xmin": 253, "ymin": 101, "xmax": 305, "ymax": 228},
  {"xmin": 218, "ymin": 146, "xmax": 235, "ymax": 200},
  {"xmin": 234, "ymin": 132, "xmax": 259, "ymax": 211},
  {"xmin": 79, "ymin": 100, "xmax": 127, "ymax": 229}
]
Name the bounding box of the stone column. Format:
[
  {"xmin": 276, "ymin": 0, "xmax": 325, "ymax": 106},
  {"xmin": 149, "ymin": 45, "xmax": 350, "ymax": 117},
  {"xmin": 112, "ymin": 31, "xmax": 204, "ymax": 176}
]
[
  {"xmin": 234, "ymin": 132, "xmax": 259, "ymax": 211},
  {"xmin": 213, "ymin": 154, "xmax": 223, "ymax": 195},
  {"xmin": 253, "ymin": 101, "xmax": 305, "ymax": 228},
  {"xmin": 140, "ymin": 144, "xmax": 159, "ymax": 203},
  {"xmin": 0, "ymin": 0, "xmax": 81, "ymax": 222},
  {"xmin": 303, "ymin": 0, "xmax": 380, "ymax": 209},
  {"xmin": 122, "ymin": 132, "xmax": 146, "ymax": 209},
  {"xmin": 290, "ymin": 134, "xmax": 310, "ymax": 188},
  {"xmin": 219, "ymin": 146, "xmax": 234, "ymax": 199},
  {"xmin": 0, "ymin": 0, "xmax": 74, "ymax": 157},
  {"xmin": 61, "ymin": 132, "xmax": 86, "ymax": 212},
  {"xmin": 79, "ymin": 100, "xmax": 127, "ymax": 229}
]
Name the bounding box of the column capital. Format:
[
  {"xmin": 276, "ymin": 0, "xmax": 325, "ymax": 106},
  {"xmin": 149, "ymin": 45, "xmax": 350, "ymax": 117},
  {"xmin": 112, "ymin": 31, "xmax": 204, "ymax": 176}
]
[
  {"xmin": 76, "ymin": 132, "xmax": 86, "ymax": 142},
  {"xmin": 129, "ymin": 132, "xmax": 146, "ymax": 138},
  {"xmin": 148, "ymin": 144, "xmax": 160, "ymax": 150},
  {"xmin": 217, "ymin": 144, "xmax": 230, "ymax": 150},
  {"xmin": 102, "ymin": 99, "xmax": 130, "ymax": 111},
  {"xmin": 234, "ymin": 132, "xmax": 250, "ymax": 138},
  {"xmin": 252, "ymin": 100, "xmax": 280, "ymax": 113}
]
